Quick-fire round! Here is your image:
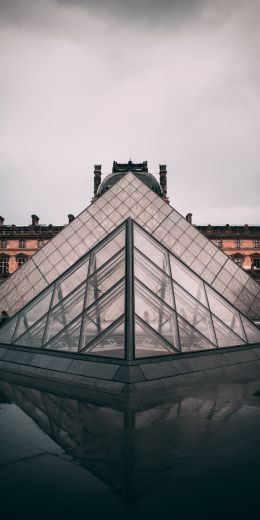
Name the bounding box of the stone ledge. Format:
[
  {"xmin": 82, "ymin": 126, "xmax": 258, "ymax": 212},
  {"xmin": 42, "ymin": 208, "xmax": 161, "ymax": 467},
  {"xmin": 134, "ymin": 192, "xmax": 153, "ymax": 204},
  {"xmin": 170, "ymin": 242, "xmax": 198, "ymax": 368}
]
[{"xmin": 0, "ymin": 343, "xmax": 260, "ymax": 393}]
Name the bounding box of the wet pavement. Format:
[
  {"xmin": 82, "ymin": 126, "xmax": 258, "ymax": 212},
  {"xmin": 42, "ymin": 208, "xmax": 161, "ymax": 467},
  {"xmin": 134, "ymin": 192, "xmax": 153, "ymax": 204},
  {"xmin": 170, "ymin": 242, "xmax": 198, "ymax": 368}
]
[{"xmin": 1, "ymin": 374, "xmax": 260, "ymax": 519}]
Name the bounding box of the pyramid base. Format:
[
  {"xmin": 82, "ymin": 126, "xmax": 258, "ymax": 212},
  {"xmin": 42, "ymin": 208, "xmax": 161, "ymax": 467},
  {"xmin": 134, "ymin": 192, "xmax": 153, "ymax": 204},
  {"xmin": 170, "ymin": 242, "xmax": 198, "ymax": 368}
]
[{"xmin": 1, "ymin": 342, "xmax": 260, "ymax": 403}]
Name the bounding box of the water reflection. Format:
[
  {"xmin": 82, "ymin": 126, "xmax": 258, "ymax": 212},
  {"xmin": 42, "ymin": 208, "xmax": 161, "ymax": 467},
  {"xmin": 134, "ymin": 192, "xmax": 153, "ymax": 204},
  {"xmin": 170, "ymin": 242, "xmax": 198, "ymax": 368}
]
[{"xmin": 1, "ymin": 376, "xmax": 260, "ymax": 517}]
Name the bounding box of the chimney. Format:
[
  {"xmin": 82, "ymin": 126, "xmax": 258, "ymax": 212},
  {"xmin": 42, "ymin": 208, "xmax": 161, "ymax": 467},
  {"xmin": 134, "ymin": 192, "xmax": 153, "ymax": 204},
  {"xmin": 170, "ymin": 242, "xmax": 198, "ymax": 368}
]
[
  {"xmin": 159, "ymin": 164, "xmax": 169, "ymax": 203},
  {"xmin": 93, "ymin": 164, "xmax": 102, "ymax": 199},
  {"xmin": 0, "ymin": 216, "xmax": 4, "ymax": 226},
  {"xmin": 186, "ymin": 213, "xmax": 193, "ymax": 224},
  {"xmin": 31, "ymin": 214, "xmax": 39, "ymax": 226},
  {"xmin": 68, "ymin": 214, "xmax": 75, "ymax": 224}
]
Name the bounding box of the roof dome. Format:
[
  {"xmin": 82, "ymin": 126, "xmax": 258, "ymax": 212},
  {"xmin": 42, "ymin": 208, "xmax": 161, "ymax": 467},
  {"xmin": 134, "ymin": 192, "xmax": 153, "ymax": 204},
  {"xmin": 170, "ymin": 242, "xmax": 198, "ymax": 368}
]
[{"xmin": 97, "ymin": 166, "xmax": 163, "ymax": 198}]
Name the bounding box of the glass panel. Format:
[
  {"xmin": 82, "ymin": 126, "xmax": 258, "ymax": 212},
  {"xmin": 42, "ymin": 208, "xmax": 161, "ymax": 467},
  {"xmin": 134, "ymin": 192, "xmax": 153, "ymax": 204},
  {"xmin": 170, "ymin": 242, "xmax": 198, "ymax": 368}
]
[
  {"xmin": 135, "ymin": 281, "xmax": 179, "ymax": 349},
  {"xmin": 170, "ymin": 255, "xmax": 207, "ymax": 307},
  {"xmin": 80, "ymin": 282, "xmax": 124, "ymax": 349},
  {"xmin": 52, "ymin": 258, "xmax": 89, "ymax": 307},
  {"xmin": 14, "ymin": 315, "xmax": 47, "ymax": 348},
  {"xmin": 89, "ymin": 227, "xmax": 125, "ymax": 274},
  {"xmin": 44, "ymin": 316, "xmax": 81, "ymax": 352},
  {"xmin": 177, "ymin": 315, "xmax": 215, "ymax": 352},
  {"xmin": 135, "ymin": 316, "xmax": 176, "ymax": 358},
  {"xmin": 212, "ymin": 315, "xmax": 245, "ymax": 347},
  {"xmin": 0, "ymin": 316, "xmax": 18, "ymax": 344},
  {"xmin": 43, "ymin": 284, "xmax": 86, "ymax": 344},
  {"xmin": 206, "ymin": 287, "xmax": 245, "ymax": 340},
  {"xmin": 241, "ymin": 316, "xmax": 260, "ymax": 344},
  {"xmin": 86, "ymin": 250, "xmax": 125, "ymax": 308},
  {"xmin": 173, "ymin": 283, "xmax": 216, "ymax": 344},
  {"xmin": 134, "ymin": 249, "xmax": 174, "ymax": 308},
  {"xmin": 134, "ymin": 224, "xmax": 170, "ymax": 274},
  {"xmin": 14, "ymin": 289, "xmax": 53, "ymax": 341},
  {"xmin": 83, "ymin": 320, "xmax": 125, "ymax": 358}
]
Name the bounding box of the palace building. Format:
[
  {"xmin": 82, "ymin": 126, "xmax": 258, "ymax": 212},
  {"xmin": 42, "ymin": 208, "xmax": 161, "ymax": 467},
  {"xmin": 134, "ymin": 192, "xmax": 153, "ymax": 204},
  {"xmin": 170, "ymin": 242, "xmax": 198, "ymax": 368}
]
[{"xmin": 1, "ymin": 161, "xmax": 260, "ymax": 286}]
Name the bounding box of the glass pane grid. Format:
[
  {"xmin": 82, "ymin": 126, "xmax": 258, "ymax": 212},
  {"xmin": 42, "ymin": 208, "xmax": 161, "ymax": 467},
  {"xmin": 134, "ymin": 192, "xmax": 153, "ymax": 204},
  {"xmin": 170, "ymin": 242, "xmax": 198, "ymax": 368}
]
[
  {"xmin": 187, "ymin": 241, "xmax": 203, "ymax": 257},
  {"xmin": 134, "ymin": 248, "xmax": 174, "ymax": 308},
  {"xmin": 170, "ymin": 241, "xmax": 186, "ymax": 257},
  {"xmin": 190, "ymin": 258, "xmax": 205, "ymax": 276},
  {"xmin": 43, "ymin": 284, "xmax": 86, "ymax": 346},
  {"xmin": 86, "ymin": 251, "xmax": 125, "ymax": 308},
  {"xmin": 177, "ymin": 315, "xmax": 216, "ymax": 353},
  {"xmin": 109, "ymin": 210, "xmax": 122, "ymax": 224},
  {"xmin": 153, "ymin": 225, "xmax": 169, "ymax": 241},
  {"xmin": 80, "ymin": 281, "xmax": 125, "ymax": 351},
  {"xmin": 2, "ymin": 215, "xmax": 260, "ymax": 358},
  {"xmin": 44, "ymin": 316, "xmax": 82, "ymax": 353},
  {"xmin": 134, "ymin": 315, "xmax": 179, "ymax": 358},
  {"xmin": 134, "ymin": 224, "xmax": 170, "ymax": 274},
  {"xmin": 45, "ymin": 269, "xmax": 60, "ymax": 284},
  {"xmin": 99, "ymin": 218, "xmax": 114, "ymax": 232},
  {"xmin": 145, "ymin": 217, "xmax": 160, "ymax": 232},
  {"xmin": 180, "ymin": 249, "xmax": 196, "ymax": 267},
  {"xmin": 176, "ymin": 217, "xmax": 190, "ymax": 231},
  {"xmin": 173, "ymin": 282, "xmax": 217, "ymax": 346},
  {"xmin": 80, "ymin": 316, "xmax": 125, "ymax": 358},
  {"xmin": 102, "ymin": 203, "xmax": 114, "ymax": 216},
  {"xmin": 135, "ymin": 279, "xmax": 179, "ymax": 350},
  {"xmin": 117, "ymin": 190, "xmax": 128, "ymax": 202}
]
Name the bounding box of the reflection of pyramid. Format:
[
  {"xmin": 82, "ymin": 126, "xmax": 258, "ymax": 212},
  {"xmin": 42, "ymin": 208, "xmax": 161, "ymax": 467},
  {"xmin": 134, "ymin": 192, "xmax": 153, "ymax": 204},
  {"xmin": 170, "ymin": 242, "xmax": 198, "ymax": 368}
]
[
  {"xmin": 1, "ymin": 217, "xmax": 260, "ymax": 358},
  {"xmin": 1, "ymin": 173, "xmax": 260, "ymax": 322},
  {"xmin": 0, "ymin": 378, "xmax": 248, "ymax": 506}
]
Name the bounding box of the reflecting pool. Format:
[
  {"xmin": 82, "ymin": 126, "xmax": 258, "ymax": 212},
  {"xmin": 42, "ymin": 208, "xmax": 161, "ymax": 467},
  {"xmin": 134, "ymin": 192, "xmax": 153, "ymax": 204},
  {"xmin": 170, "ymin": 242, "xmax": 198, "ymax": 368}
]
[{"xmin": 1, "ymin": 373, "xmax": 260, "ymax": 519}]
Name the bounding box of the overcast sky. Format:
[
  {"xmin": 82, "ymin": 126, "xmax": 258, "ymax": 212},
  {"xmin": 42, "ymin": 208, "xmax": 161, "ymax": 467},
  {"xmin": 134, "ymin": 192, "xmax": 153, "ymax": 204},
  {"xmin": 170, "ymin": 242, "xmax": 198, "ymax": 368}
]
[{"xmin": 0, "ymin": 0, "xmax": 260, "ymax": 225}]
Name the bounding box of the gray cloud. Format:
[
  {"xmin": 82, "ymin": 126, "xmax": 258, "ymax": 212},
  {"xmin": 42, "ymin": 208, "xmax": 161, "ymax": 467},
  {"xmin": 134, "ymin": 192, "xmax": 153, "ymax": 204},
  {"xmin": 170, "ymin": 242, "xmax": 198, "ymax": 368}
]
[
  {"xmin": 55, "ymin": 0, "xmax": 207, "ymax": 24},
  {"xmin": 0, "ymin": 0, "xmax": 260, "ymax": 225},
  {"xmin": 0, "ymin": 0, "xmax": 208, "ymax": 27}
]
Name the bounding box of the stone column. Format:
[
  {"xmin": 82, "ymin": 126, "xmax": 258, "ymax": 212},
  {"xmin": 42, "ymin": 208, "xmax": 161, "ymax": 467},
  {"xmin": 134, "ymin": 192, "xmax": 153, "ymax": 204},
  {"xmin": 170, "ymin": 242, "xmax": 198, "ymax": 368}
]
[
  {"xmin": 159, "ymin": 164, "xmax": 169, "ymax": 204},
  {"xmin": 92, "ymin": 164, "xmax": 102, "ymax": 202}
]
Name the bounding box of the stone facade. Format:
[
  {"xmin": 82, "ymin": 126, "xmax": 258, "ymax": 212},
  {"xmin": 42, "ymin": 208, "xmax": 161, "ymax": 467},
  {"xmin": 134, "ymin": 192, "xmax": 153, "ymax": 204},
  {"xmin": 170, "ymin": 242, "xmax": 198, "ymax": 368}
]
[
  {"xmin": 196, "ymin": 225, "xmax": 260, "ymax": 283},
  {"xmin": 0, "ymin": 215, "xmax": 64, "ymax": 285},
  {"xmin": 1, "ymin": 220, "xmax": 259, "ymax": 285}
]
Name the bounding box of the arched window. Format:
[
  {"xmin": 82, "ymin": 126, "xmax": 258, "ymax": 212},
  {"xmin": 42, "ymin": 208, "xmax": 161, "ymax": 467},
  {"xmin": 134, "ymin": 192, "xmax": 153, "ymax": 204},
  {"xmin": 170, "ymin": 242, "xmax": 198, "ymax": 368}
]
[
  {"xmin": 232, "ymin": 254, "xmax": 243, "ymax": 268},
  {"xmin": 0, "ymin": 254, "xmax": 9, "ymax": 274},
  {"xmin": 251, "ymin": 255, "xmax": 260, "ymax": 270},
  {"xmin": 16, "ymin": 254, "xmax": 28, "ymax": 268}
]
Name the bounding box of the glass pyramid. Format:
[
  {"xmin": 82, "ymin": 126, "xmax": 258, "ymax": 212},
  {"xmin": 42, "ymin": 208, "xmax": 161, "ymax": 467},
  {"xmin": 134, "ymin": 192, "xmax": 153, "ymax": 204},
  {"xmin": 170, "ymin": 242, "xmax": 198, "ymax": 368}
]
[
  {"xmin": 1, "ymin": 172, "xmax": 260, "ymax": 323},
  {"xmin": 0, "ymin": 219, "xmax": 260, "ymax": 360}
]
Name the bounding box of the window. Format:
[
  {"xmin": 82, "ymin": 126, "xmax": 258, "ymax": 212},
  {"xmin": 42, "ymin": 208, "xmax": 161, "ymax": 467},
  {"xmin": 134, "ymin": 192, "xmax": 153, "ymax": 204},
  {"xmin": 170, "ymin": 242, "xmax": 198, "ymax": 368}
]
[
  {"xmin": 38, "ymin": 240, "xmax": 44, "ymax": 248},
  {"xmin": 0, "ymin": 239, "xmax": 7, "ymax": 248},
  {"xmin": 216, "ymin": 239, "xmax": 222, "ymax": 249},
  {"xmin": 253, "ymin": 258, "xmax": 260, "ymax": 269},
  {"xmin": 233, "ymin": 255, "xmax": 243, "ymax": 267},
  {"xmin": 253, "ymin": 239, "xmax": 259, "ymax": 248},
  {"xmin": 19, "ymin": 239, "xmax": 26, "ymax": 249},
  {"xmin": 17, "ymin": 256, "xmax": 27, "ymax": 268},
  {"xmin": 0, "ymin": 255, "xmax": 8, "ymax": 274},
  {"xmin": 234, "ymin": 239, "xmax": 240, "ymax": 249}
]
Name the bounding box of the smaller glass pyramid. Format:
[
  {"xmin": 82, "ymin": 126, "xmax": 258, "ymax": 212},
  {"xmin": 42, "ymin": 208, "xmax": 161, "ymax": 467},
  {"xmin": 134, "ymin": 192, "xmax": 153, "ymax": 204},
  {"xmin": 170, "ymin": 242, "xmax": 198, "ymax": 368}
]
[{"xmin": 0, "ymin": 219, "xmax": 260, "ymax": 360}]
